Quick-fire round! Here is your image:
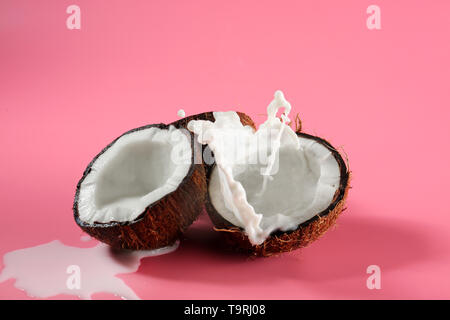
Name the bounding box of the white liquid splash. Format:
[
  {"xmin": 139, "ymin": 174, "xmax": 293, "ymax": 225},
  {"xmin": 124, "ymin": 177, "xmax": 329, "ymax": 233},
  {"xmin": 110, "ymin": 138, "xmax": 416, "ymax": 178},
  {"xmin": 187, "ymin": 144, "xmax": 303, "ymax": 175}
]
[
  {"xmin": 187, "ymin": 90, "xmax": 299, "ymax": 245},
  {"xmin": 0, "ymin": 240, "xmax": 178, "ymax": 300},
  {"xmin": 257, "ymin": 91, "xmax": 292, "ymax": 196}
]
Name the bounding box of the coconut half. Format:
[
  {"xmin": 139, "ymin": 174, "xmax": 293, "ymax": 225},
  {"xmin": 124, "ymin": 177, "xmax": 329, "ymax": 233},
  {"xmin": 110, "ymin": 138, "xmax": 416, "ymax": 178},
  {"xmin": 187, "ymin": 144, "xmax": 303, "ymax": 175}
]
[
  {"xmin": 186, "ymin": 91, "xmax": 350, "ymax": 257},
  {"xmin": 73, "ymin": 112, "xmax": 254, "ymax": 250},
  {"xmin": 73, "ymin": 123, "xmax": 206, "ymax": 250},
  {"xmin": 205, "ymin": 131, "xmax": 350, "ymax": 256}
]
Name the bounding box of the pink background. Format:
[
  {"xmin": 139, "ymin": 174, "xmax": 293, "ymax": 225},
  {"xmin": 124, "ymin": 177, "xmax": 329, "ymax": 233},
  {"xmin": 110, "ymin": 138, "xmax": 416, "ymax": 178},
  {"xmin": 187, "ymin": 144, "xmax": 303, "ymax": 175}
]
[{"xmin": 1, "ymin": 0, "xmax": 450, "ymax": 299}]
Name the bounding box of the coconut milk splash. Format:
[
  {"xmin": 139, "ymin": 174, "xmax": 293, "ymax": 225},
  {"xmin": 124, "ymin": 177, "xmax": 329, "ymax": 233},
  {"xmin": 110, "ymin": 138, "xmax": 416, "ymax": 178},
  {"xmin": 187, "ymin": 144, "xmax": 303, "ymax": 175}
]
[
  {"xmin": 0, "ymin": 239, "xmax": 178, "ymax": 300},
  {"xmin": 257, "ymin": 91, "xmax": 292, "ymax": 196},
  {"xmin": 187, "ymin": 90, "xmax": 299, "ymax": 245}
]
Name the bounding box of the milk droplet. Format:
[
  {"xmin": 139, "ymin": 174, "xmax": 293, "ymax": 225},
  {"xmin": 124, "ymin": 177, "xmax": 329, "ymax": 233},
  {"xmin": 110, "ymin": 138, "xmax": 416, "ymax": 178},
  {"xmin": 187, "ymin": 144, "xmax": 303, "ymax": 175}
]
[
  {"xmin": 177, "ymin": 109, "xmax": 186, "ymax": 118},
  {"xmin": 80, "ymin": 235, "xmax": 91, "ymax": 242}
]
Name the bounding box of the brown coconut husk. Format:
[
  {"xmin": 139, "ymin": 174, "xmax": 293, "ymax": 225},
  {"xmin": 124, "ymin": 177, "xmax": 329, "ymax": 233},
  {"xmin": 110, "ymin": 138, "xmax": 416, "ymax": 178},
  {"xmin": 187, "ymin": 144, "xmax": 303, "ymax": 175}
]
[
  {"xmin": 73, "ymin": 123, "xmax": 206, "ymax": 250},
  {"xmin": 204, "ymin": 131, "xmax": 351, "ymax": 257}
]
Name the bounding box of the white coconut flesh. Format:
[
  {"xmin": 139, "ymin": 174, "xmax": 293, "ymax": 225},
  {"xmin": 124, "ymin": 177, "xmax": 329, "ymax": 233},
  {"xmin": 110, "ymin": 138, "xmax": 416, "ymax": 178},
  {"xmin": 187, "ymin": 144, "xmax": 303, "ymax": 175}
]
[
  {"xmin": 77, "ymin": 126, "xmax": 192, "ymax": 224},
  {"xmin": 208, "ymin": 137, "xmax": 341, "ymax": 242}
]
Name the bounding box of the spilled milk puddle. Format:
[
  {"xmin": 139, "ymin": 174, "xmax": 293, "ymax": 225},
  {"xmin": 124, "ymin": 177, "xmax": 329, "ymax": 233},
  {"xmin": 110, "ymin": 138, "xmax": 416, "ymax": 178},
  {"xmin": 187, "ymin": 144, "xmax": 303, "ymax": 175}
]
[{"xmin": 0, "ymin": 238, "xmax": 178, "ymax": 299}]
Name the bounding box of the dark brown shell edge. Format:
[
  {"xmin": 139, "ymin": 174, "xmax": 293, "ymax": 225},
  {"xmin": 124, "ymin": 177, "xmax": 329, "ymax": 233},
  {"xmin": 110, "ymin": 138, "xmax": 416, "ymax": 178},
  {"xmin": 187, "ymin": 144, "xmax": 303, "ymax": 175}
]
[
  {"xmin": 204, "ymin": 132, "xmax": 351, "ymax": 257},
  {"xmin": 73, "ymin": 123, "xmax": 206, "ymax": 250}
]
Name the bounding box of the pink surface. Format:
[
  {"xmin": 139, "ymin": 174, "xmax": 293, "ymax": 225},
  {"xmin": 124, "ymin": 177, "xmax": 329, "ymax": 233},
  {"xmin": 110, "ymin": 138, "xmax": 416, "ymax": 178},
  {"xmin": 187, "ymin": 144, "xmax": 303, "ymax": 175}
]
[{"xmin": 1, "ymin": 0, "xmax": 450, "ymax": 299}]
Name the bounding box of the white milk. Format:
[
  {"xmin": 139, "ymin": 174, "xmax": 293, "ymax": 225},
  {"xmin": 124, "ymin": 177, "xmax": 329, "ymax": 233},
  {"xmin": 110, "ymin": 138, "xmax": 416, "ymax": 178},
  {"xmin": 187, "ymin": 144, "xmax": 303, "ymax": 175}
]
[{"xmin": 0, "ymin": 240, "xmax": 178, "ymax": 300}]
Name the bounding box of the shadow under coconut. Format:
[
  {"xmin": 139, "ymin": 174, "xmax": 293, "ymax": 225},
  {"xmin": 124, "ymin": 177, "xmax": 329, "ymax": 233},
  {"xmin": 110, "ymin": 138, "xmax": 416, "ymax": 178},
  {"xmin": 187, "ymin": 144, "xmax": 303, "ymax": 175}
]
[{"xmin": 137, "ymin": 205, "xmax": 435, "ymax": 288}]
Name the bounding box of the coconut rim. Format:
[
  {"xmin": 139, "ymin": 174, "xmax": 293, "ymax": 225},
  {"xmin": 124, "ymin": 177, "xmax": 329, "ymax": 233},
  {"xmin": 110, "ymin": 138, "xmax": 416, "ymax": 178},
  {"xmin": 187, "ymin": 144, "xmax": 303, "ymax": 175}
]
[
  {"xmin": 206, "ymin": 131, "xmax": 350, "ymax": 237},
  {"xmin": 73, "ymin": 123, "xmax": 199, "ymax": 229}
]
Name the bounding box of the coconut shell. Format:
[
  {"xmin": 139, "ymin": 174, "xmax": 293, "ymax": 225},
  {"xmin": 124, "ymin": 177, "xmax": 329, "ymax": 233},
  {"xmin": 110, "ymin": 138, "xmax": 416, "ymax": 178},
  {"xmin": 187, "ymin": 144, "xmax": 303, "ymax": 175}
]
[
  {"xmin": 205, "ymin": 132, "xmax": 351, "ymax": 257},
  {"xmin": 73, "ymin": 123, "xmax": 206, "ymax": 250}
]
